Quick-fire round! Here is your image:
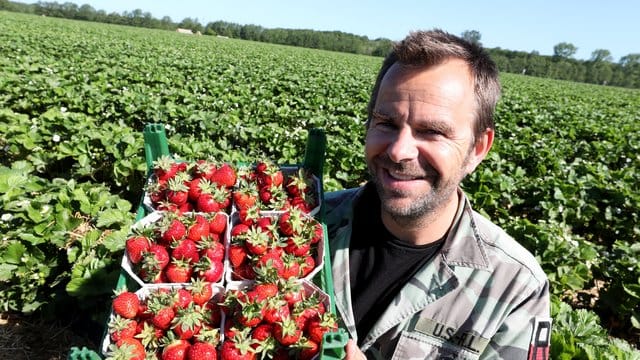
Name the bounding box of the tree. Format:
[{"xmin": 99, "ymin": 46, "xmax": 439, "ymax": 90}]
[
  {"xmin": 590, "ymin": 49, "xmax": 613, "ymax": 63},
  {"xmin": 553, "ymin": 42, "xmax": 577, "ymax": 59},
  {"xmin": 461, "ymin": 30, "xmax": 482, "ymax": 45},
  {"xmin": 619, "ymin": 53, "xmax": 640, "ymax": 66}
]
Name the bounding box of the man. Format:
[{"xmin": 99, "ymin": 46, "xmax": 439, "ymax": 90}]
[{"xmin": 324, "ymin": 30, "xmax": 551, "ymax": 359}]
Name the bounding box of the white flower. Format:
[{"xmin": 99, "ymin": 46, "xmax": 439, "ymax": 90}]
[
  {"xmin": 1, "ymin": 213, "xmax": 13, "ymax": 221},
  {"xmin": 52, "ymin": 134, "xmax": 61, "ymax": 142},
  {"xmin": 60, "ymin": 106, "xmax": 67, "ymax": 113}
]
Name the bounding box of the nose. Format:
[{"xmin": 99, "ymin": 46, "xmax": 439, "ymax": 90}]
[{"xmin": 387, "ymin": 128, "xmax": 418, "ymax": 163}]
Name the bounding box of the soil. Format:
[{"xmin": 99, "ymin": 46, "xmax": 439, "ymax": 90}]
[{"xmin": 0, "ymin": 313, "xmax": 99, "ymax": 360}]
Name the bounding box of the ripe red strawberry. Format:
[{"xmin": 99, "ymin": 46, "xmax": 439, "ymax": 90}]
[
  {"xmin": 196, "ymin": 192, "xmax": 220, "ymax": 213},
  {"xmin": 143, "ymin": 243, "xmax": 171, "ymax": 272},
  {"xmin": 280, "ymin": 254, "xmax": 301, "ymax": 280},
  {"xmin": 273, "ymin": 316, "xmax": 302, "ymax": 346},
  {"xmin": 211, "ymin": 162, "xmax": 237, "ymax": 188},
  {"xmin": 244, "ymin": 227, "xmax": 270, "ymax": 256},
  {"xmin": 188, "ymin": 341, "xmax": 218, "ymax": 360},
  {"xmin": 278, "ymin": 208, "xmax": 305, "ymax": 237},
  {"xmin": 162, "ymin": 336, "xmax": 191, "ymax": 360},
  {"xmin": 166, "ymin": 176, "xmax": 190, "ymax": 206},
  {"xmin": 188, "ymin": 177, "xmax": 206, "ymax": 203},
  {"xmin": 108, "ymin": 315, "xmax": 138, "ymax": 342},
  {"xmin": 172, "ymin": 288, "xmax": 194, "ymax": 310},
  {"xmin": 172, "ymin": 239, "xmax": 200, "ymax": 264},
  {"xmin": 208, "ymin": 212, "xmax": 227, "ymax": 235},
  {"xmin": 255, "ymin": 249, "xmax": 285, "ymax": 278},
  {"xmin": 150, "ymin": 305, "xmax": 175, "ymax": 331},
  {"xmin": 231, "ymin": 223, "xmax": 250, "ymax": 238},
  {"xmin": 220, "ymin": 337, "xmax": 257, "ymax": 360},
  {"xmin": 161, "ymin": 217, "xmax": 187, "ymax": 244},
  {"xmin": 280, "ymin": 279, "xmax": 304, "ymax": 307},
  {"xmin": 195, "ymin": 256, "xmax": 224, "ymax": 283},
  {"xmin": 110, "ymin": 337, "xmax": 146, "ymax": 360},
  {"xmin": 297, "ymin": 338, "xmax": 320, "ymax": 360},
  {"xmin": 235, "ymin": 298, "xmax": 265, "ymax": 328},
  {"xmin": 300, "ymin": 255, "xmax": 316, "ymax": 277},
  {"xmin": 112, "ymin": 289, "xmax": 140, "ymax": 319},
  {"xmin": 172, "ymin": 304, "xmax": 204, "ymax": 340},
  {"xmin": 126, "ymin": 234, "xmax": 151, "ymax": 264},
  {"xmin": 232, "ymin": 181, "xmax": 258, "ymax": 210},
  {"xmin": 153, "ymin": 155, "xmax": 183, "ymax": 182},
  {"xmin": 284, "ymin": 234, "xmax": 311, "ymax": 257},
  {"xmin": 165, "ymin": 259, "xmax": 193, "ymax": 283},
  {"xmin": 190, "ymin": 279, "xmax": 213, "ymax": 306},
  {"xmin": 198, "ymin": 236, "xmax": 224, "ymax": 261},
  {"xmin": 187, "ymin": 215, "xmax": 210, "ymax": 241},
  {"xmin": 192, "ymin": 159, "xmax": 216, "ymax": 180},
  {"xmin": 263, "ymin": 297, "xmax": 290, "ymax": 324},
  {"xmin": 285, "ymin": 168, "xmax": 313, "ymax": 197},
  {"xmin": 248, "ymin": 282, "xmax": 279, "ymax": 302},
  {"xmin": 228, "ymin": 244, "xmax": 248, "ymax": 269},
  {"xmin": 306, "ymin": 312, "xmax": 339, "ymax": 344}
]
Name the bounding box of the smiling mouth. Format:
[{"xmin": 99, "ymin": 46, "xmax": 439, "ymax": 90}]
[{"xmin": 386, "ymin": 169, "xmax": 424, "ymax": 181}]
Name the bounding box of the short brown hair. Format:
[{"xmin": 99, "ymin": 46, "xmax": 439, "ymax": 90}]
[{"xmin": 367, "ymin": 29, "xmax": 501, "ymax": 139}]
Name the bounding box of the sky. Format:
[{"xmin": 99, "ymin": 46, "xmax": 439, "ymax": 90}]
[{"xmin": 20, "ymin": 0, "xmax": 638, "ymax": 61}]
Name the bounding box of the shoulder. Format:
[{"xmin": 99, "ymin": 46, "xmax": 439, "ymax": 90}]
[{"xmin": 469, "ymin": 209, "xmax": 547, "ymax": 285}]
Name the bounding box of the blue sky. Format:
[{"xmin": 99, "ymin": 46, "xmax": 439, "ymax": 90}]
[{"xmin": 21, "ymin": 0, "xmax": 638, "ymax": 61}]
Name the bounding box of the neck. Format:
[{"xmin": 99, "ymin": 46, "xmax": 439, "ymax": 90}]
[{"xmin": 381, "ymin": 191, "xmax": 460, "ymax": 246}]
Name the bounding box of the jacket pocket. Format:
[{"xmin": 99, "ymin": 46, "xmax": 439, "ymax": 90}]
[{"xmin": 391, "ymin": 331, "xmax": 481, "ymax": 360}]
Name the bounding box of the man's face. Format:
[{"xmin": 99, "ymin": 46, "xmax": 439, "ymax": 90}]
[{"xmin": 365, "ymin": 59, "xmax": 491, "ymax": 221}]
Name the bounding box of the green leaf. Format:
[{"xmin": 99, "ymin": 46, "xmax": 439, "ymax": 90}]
[
  {"xmin": 2, "ymin": 241, "xmax": 26, "ymax": 264},
  {"xmin": 0, "ymin": 263, "xmax": 18, "ymax": 281},
  {"xmin": 96, "ymin": 209, "xmax": 128, "ymax": 228}
]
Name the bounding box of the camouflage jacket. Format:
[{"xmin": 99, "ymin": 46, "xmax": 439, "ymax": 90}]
[{"xmin": 324, "ymin": 186, "xmax": 551, "ymax": 359}]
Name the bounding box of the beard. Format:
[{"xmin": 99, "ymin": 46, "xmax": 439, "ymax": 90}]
[{"xmin": 368, "ymin": 155, "xmax": 467, "ymax": 224}]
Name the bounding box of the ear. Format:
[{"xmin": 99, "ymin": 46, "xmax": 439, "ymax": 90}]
[{"xmin": 465, "ymin": 128, "xmax": 494, "ymax": 174}]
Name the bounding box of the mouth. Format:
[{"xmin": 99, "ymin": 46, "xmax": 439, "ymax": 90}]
[{"xmin": 387, "ymin": 169, "xmax": 424, "ymax": 181}]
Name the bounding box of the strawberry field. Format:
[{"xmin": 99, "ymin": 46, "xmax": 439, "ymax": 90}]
[{"xmin": 1, "ymin": 11, "xmax": 639, "ymax": 359}]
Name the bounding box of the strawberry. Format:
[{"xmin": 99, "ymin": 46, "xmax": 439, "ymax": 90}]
[
  {"xmin": 190, "ymin": 279, "xmax": 213, "ymax": 306},
  {"xmin": 135, "ymin": 321, "xmax": 164, "ymax": 351},
  {"xmin": 244, "ymin": 227, "xmax": 270, "ymax": 255},
  {"xmin": 285, "ymin": 168, "xmax": 313, "ymax": 198},
  {"xmin": 172, "ymin": 239, "xmax": 200, "ymax": 264},
  {"xmin": 273, "ymin": 316, "xmax": 302, "ymax": 346},
  {"xmin": 306, "ymin": 312, "xmax": 339, "ymax": 344},
  {"xmin": 284, "ymin": 234, "xmax": 311, "ymax": 257},
  {"xmin": 108, "ymin": 337, "xmax": 146, "ymax": 360},
  {"xmin": 211, "ymin": 162, "xmax": 237, "ymax": 188},
  {"xmin": 196, "ymin": 192, "xmax": 220, "ymax": 213},
  {"xmin": 235, "ymin": 297, "xmax": 265, "ymax": 328},
  {"xmin": 195, "ymin": 256, "xmax": 224, "ymax": 283},
  {"xmin": 263, "ymin": 297, "xmax": 290, "ymax": 324},
  {"xmin": 279, "ymin": 253, "xmax": 301, "ymax": 280},
  {"xmin": 191, "ymin": 159, "xmax": 216, "ymax": 180},
  {"xmin": 143, "ymin": 243, "xmax": 171, "ymax": 272},
  {"xmin": 297, "ymin": 338, "xmax": 320, "ymax": 360},
  {"xmin": 112, "ymin": 289, "xmax": 140, "ymax": 319},
  {"xmin": 165, "ymin": 259, "xmax": 193, "ymax": 283},
  {"xmin": 198, "ymin": 237, "xmax": 225, "ymax": 262},
  {"xmin": 108, "ymin": 315, "xmax": 138, "ymax": 342},
  {"xmin": 162, "ymin": 335, "xmax": 191, "ymax": 360},
  {"xmin": 280, "ymin": 279, "xmax": 305, "ymax": 307},
  {"xmin": 172, "ymin": 303, "xmax": 204, "ymax": 340},
  {"xmin": 161, "ymin": 217, "xmax": 187, "ymax": 244},
  {"xmin": 187, "ymin": 214, "xmax": 210, "ymax": 241},
  {"xmin": 150, "ymin": 305, "xmax": 176, "ymax": 331},
  {"xmin": 248, "ymin": 282, "xmax": 279, "ymax": 302},
  {"xmin": 172, "ymin": 288, "xmax": 194, "ymax": 310},
  {"xmin": 153, "ymin": 155, "xmax": 182, "ymax": 182},
  {"xmin": 232, "ymin": 180, "xmax": 258, "ymax": 210},
  {"xmin": 208, "ymin": 212, "xmax": 227, "ymax": 235},
  {"xmin": 126, "ymin": 233, "xmax": 151, "ymax": 264},
  {"xmin": 277, "ymin": 208, "xmax": 305, "ymax": 237},
  {"xmin": 188, "ymin": 341, "xmax": 218, "ymax": 360},
  {"xmin": 231, "ymin": 223, "xmax": 250, "ymax": 238},
  {"xmin": 166, "ymin": 176, "xmax": 190, "ymax": 206},
  {"xmin": 228, "ymin": 244, "xmax": 248, "ymax": 269},
  {"xmin": 299, "ymin": 255, "xmax": 316, "ymax": 277},
  {"xmin": 220, "ymin": 331, "xmax": 257, "ymax": 360},
  {"xmin": 188, "ymin": 177, "xmax": 206, "ymax": 202}
]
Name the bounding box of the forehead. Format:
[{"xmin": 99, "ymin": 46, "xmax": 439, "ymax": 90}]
[{"xmin": 377, "ymin": 60, "xmax": 473, "ymax": 103}]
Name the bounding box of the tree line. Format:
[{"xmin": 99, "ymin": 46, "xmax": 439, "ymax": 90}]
[{"xmin": 3, "ymin": 0, "xmax": 639, "ymax": 88}]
